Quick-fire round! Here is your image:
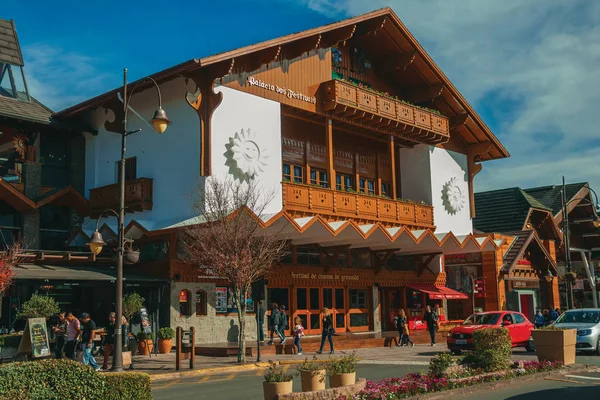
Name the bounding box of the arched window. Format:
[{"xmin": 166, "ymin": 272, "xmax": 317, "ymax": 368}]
[
  {"xmin": 196, "ymin": 289, "xmax": 207, "ymax": 316},
  {"xmin": 179, "ymin": 289, "xmax": 191, "ymax": 316}
]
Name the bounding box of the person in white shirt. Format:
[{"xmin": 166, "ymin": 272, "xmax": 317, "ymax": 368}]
[{"xmin": 292, "ymin": 316, "xmax": 305, "ymax": 355}]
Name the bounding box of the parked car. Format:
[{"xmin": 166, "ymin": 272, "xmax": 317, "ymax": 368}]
[
  {"xmin": 447, "ymin": 311, "xmax": 535, "ymax": 355},
  {"xmin": 552, "ymin": 308, "xmax": 600, "ymax": 355}
]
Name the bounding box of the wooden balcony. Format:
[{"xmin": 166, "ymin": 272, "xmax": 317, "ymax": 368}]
[
  {"xmin": 282, "ymin": 182, "xmax": 434, "ymax": 228},
  {"xmin": 89, "ymin": 178, "xmax": 153, "ymax": 217},
  {"xmin": 319, "ymin": 80, "xmax": 450, "ymax": 146}
]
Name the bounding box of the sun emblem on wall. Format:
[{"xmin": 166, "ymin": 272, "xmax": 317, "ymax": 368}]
[
  {"xmin": 441, "ymin": 177, "xmax": 467, "ymax": 215},
  {"xmin": 224, "ymin": 128, "xmax": 268, "ymax": 183}
]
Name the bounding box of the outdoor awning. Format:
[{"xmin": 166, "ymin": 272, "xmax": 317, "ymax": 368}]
[
  {"xmin": 408, "ymin": 285, "xmax": 469, "ymax": 300},
  {"xmin": 13, "ymin": 264, "xmax": 167, "ymax": 283}
]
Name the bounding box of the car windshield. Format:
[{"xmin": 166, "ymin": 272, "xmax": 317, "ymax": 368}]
[
  {"xmin": 555, "ymin": 311, "xmax": 600, "ymax": 324},
  {"xmin": 462, "ymin": 313, "xmax": 501, "ymax": 325}
]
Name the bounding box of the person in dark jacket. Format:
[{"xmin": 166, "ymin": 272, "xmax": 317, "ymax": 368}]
[
  {"xmin": 256, "ymin": 301, "xmax": 266, "ymax": 342},
  {"xmin": 52, "ymin": 312, "xmax": 67, "ymax": 359},
  {"xmin": 267, "ymin": 303, "xmax": 285, "ymax": 345},
  {"xmin": 423, "ymin": 305, "xmax": 438, "ymax": 346},
  {"xmin": 316, "ymin": 307, "xmax": 334, "ymax": 354}
]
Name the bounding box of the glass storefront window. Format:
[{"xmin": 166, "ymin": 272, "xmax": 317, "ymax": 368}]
[
  {"xmin": 350, "ymin": 289, "xmax": 367, "ymax": 308},
  {"xmin": 335, "ymin": 288, "xmax": 345, "ymax": 309},
  {"xmin": 297, "ymin": 246, "xmax": 321, "ymax": 265},
  {"xmin": 310, "ymin": 314, "xmax": 321, "ymax": 330},
  {"xmin": 323, "ymin": 288, "xmax": 333, "ymax": 309},
  {"xmin": 350, "ymin": 313, "xmax": 369, "ymax": 327},
  {"xmin": 309, "ymin": 288, "xmax": 320, "ymax": 310},
  {"xmin": 296, "ymin": 288, "xmax": 307, "ymax": 310},
  {"xmin": 335, "ymin": 313, "xmax": 345, "ymax": 328}
]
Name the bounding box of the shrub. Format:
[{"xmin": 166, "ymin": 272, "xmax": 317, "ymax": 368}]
[
  {"xmin": 0, "ymin": 334, "xmax": 21, "ymax": 348},
  {"xmin": 137, "ymin": 332, "xmax": 155, "ymax": 341},
  {"xmin": 0, "ymin": 359, "xmax": 151, "ymax": 400},
  {"xmin": 429, "ymin": 352, "xmax": 453, "ymax": 377},
  {"xmin": 104, "ymin": 372, "xmax": 152, "ymax": 400},
  {"xmin": 328, "ymin": 351, "xmax": 358, "ymax": 375},
  {"xmin": 17, "ymin": 294, "xmax": 59, "ymax": 320},
  {"xmin": 299, "ymin": 356, "xmax": 326, "ymax": 371},
  {"xmin": 158, "ymin": 327, "xmax": 175, "ymax": 340},
  {"xmin": 472, "ymin": 328, "xmax": 512, "ymax": 372},
  {"xmin": 0, "ymin": 358, "xmax": 106, "ymax": 399},
  {"xmin": 264, "ymin": 362, "xmax": 296, "ymax": 382}
]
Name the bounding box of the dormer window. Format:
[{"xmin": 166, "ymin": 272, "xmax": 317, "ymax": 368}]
[{"xmin": 0, "ymin": 63, "xmax": 29, "ymax": 102}]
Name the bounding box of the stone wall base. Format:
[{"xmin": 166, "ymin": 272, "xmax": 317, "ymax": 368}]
[{"xmin": 277, "ymin": 378, "xmax": 366, "ymax": 400}]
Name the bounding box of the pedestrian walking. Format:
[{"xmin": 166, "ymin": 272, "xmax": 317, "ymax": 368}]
[
  {"xmin": 292, "ymin": 316, "xmax": 304, "ymax": 355},
  {"xmin": 267, "ymin": 303, "xmax": 285, "ymax": 345},
  {"xmin": 80, "ymin": 312, "xmax": 100, "ymax": 371},
  {"xmin": 316, "ymin": 307, "xmax": 334, "ymax": 354},
  {"xmin": 534, "ymin": 310, "xmax": 545, "ymax": 328},
  {"xmin": 102, "ymin": 312, "xmax": 116, "ymax": 370},
  {"xmin": 279, "ymin": 305, "xmax": 288, "ymax": 344},
  {"xmin": 256, "ymin": 300, "xmax": 266, "ymax": 342},
  {"xmin": 397, "ymin": 309, "xmax": 414, "ymax": 347},
  {"xmin": 64, "ymin": 312, "xmax": 80, "ymax": 360},
  {"xmin": 423, "ymin": 305, "xmax": 439, "ymax": 346},
  {"xmin": 52, "ymin": 312, "xmax": 67, "ymax": 359}
]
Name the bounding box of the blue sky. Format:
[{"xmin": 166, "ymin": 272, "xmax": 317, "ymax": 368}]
[{"xmin": 4, "ymin": 0, "xmax": 600, "ymax": 193}]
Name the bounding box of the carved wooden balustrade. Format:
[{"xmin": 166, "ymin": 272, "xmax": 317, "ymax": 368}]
[
  {"xmin": 282, "ymin": 182, "xmax": 434, "ymax": 228},
  {"xmin": 319, "ymin": 79, "xmax": 450, "ymax": 146},
  {"xmin": 89, "ymin": 178, "xmax": 153, "ymax": 217}
]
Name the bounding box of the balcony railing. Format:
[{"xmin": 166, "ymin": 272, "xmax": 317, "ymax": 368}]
[
  {"xmin": 319, "ymin": 79, "xmax": 450, "ymax": 145},
  {"xmin": 89, "ymin": 178, "xmax": 153, "ymax": 217},
  {"xmin": 282, "ymin": 181, "xmax": 434, "ymax": 228}
]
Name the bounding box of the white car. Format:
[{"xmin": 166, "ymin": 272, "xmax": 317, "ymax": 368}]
[{"xmin": 553, "ymin": 309, "xmax": 600, "ymax": 355}]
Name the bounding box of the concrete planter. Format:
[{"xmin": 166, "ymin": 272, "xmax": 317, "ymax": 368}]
[
  {"xmin": 300, "ymin": 369, "xmax": 326, "ymax": 392},
  {"xmin": 158, "ymin": 338, "xmax": 172, "ymax": 354},
  {"xmin": 531, "ymin": 329, "xmax": 576, "ymax": 365},
  {"xmin": 263, "ymin": 380, "xmax": 293, "ymax": 400},
  {"xmin": 329, "ymin": 372, "xmax": 356, "ymax": 388}
]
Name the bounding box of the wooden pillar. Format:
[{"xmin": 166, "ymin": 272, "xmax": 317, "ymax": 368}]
[
  {"xmin": 189, "ymin": 326, "xmax": 195, "ymax": 369},
  {"xmin": 305, "ymin": 138, "xmax": 311, "ymax": 185},
  {"xmin": 376, "ymin": 153, "xmax": 382, "ymax": 195},
  {"xmin": 389, "ymin": 135, "xmax": 397, "ymax": 199},
  {"xmin": 175, "ymin": 326, "xmax": 182, "ymax": 371},
  {"xmin": 326, "ymin": 119, "xmax": 335, "ymax": 189}
]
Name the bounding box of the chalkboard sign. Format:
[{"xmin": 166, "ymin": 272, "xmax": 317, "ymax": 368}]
[{"xmin": 17, "ymin": 318, "xmax": 51, "ymax": 358}]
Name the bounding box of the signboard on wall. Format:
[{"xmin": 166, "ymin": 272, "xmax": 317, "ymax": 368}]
[
  {"xmin": 215, "ymin": 287, "xmax": 255, "ymax": 313},
  {"xmin": 215, "ymin": 287, "xmax": 228, "ymax": 313},
  {"xmin": 445, "ymin": 253, "xmax": 482, "ymax": 265}
]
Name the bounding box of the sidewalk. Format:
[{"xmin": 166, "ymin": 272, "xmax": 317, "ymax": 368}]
[{"xmin": 131, "ymin": 344, "xmax": 538, "ymax": 381}]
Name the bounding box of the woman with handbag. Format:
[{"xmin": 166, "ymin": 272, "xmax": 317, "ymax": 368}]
[{"xmin": 316, "ymin": 307, "xmax": 334, "ymax": 354}]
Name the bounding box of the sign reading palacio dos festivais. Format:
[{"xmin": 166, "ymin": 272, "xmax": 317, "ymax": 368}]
[{"xmin": 247, "ymin": 77, "xmax": 317, "ymax": 104}]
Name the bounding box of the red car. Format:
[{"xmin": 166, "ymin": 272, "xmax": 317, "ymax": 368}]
[{"xmin": 446, "ymin": 311, "xmax": 535, "ymax": 355}]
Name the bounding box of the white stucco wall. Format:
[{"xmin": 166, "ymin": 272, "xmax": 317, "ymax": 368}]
[
  {"xmin": 83, "ymin": 76, "xmax": 200, "ymax": 232},
  {"xmin": 400, "ymin": 145, "xmax": 472, "ymax": 235},
  {"xmin": 209, "ymin": 85, "xmax": 283, "ymax": 217}
]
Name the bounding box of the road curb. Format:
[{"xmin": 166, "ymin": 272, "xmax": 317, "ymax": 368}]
[
  {"xmin": 405, "ymin": 364, "xmax": 595, "ymax": 399},
  {"xmin": 150, "ymin": 363, "xmax": 263, "ymax": 382}
]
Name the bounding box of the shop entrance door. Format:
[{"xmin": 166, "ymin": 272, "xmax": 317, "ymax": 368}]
[
  {"xmin": 518, "ymin": 292, "xmax": 536, "ymax": 323},
  {"xmin": 295, "ymin": 287, "xmax": 322, "ymax": 335},
  {"xmin": 323, "ymin": 288, "xmax": 347, "ymax": 333}
]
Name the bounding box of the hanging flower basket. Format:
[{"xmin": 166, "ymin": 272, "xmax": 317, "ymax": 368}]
[{"xmin": 564, "ymin": 272, "xmax": 577, "ymax": 283}]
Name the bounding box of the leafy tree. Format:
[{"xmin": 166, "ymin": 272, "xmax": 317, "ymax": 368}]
[
  {"xmin": 122, "ymin": 293, "xmax": 145, "ymax": 320},
  {"xmin": 0, "ymin": 243, "xmax": 24, "ymax": 294},
  {"xmin": 18, "ymin": 294, "xmax": 60, "ymax": 320},
  {"xmin": 183, "ymin": 179, "xmax": 289, "ymax": 363}
]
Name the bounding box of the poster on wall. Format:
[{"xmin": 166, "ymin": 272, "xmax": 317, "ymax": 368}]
[
  {"xmin": 215, "ymin": 287, "xmax": 228, "ymax": 313},
  {"xmin": 226, "ymin": 287, "xmax": 255, "ymax": 313}
]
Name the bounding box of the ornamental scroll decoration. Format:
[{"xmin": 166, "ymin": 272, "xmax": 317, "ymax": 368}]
[
  {"xmin": 224, "ymin": 128, "xmax": 268, "ymax": 183},
  {"xmin": 442, "ymin": 177, "xmax": 467, "ymax": 215}
]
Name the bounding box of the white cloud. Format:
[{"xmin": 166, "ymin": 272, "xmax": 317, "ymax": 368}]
[
  {"xmin": 299, "ymin": 0, "xmax": 600, "ymax": 192},
  {"xmin": 21, "ymin": 44, "xmax": 114, "ymax": 112}
]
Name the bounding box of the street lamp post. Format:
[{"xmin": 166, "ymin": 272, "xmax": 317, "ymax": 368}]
[
  {"xmin": 88, "ymin": 68, "xmax": 171, "ymax": 372},
  {"xmin": 561, "ymin": 176, "xmax": 600, "ymax": 310}
]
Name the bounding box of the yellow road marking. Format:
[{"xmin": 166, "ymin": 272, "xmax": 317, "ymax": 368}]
[
  {"xmin": 225, "ymin": 373, "xmax": 235, "ymax": 380},
  {"xmin": 199, "ymin": 376, "xmax": 210, "ymax": 383},
  {"xmin": 545, "ymin": 377, "xmax": 584, "ymax": 384},
  {"xmin": 256, "ymin": 368, "xmax": 265, "ymax": 376},
  {"xmin": 281, "ymin": 365, "xmax": 290, "ymax": 373},
  {"xmin": 154, "ymin": 379, "xmax": 181, "ymax": 389}
]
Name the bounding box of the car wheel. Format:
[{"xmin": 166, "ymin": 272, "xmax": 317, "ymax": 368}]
[
  {"xmin": 526, "ymin": 340, "xmax": 536, "ymax": 353},
  {"xmin": 451, "ymin": 350, "xmax": 462, "ymax": 356},
  {"xmin": 595, "ymin": 337, "xmax": 600, "ymax": 356}
]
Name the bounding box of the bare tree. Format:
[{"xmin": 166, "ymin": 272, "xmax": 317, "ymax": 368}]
[
  {"xmin": 0, "ymin": 243, "xmax": 24, "ymax": 294},
  {"xmin": 182, "ymin": 178, "xmax": 290, "ymax": 363}
]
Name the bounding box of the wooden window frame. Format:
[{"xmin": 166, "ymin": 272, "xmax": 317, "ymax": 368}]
[
  {"xmin": 283, "ymin": 163, "xmax": 304, "ymax": 183},
  {"xmin": 359, "ymin": 178, "xmax": 376, "ymax": 195},
  {"xmin": 310, "ymin": 168, "xmax": 328, "ymax": 188},
  {"xmin": 336, "ymin": 173, "xmax": 354, "ymax": 191},
  {"xmin": 381, "ymin": 182, "xmax": 391, "ymax": 198}
]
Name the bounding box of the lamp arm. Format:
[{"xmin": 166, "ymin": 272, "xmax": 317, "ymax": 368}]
[
  {"xmin": 123, "ymin": 77, "xmax": 163, "ymax": 123},
  {"xmin": 95, "ymin": 209, "xmax": 120, "ymax": 231}
]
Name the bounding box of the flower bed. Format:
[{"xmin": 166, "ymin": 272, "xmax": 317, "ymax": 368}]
[{"xmin": 344, "ymin": 361, "xmax": 563, "ymax": 400}]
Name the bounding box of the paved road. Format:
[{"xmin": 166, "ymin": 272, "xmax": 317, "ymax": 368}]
[{"xmin": 152, "ymin": 355, "xmax": 600, "ymax": 400}]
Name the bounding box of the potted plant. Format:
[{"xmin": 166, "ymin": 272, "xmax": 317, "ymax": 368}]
[
  {"xmin": 136, "ymin": 332, "xmax": 155, "ymax": 355},
  {"xmin": 299, "ymin": 356, "xmax": 326, "ymax": 392},
  {"xmin": 531, "ymin": 326, "xmax": 576, "ymax": 365},
  {"xmin": 263, "ymin": 362, "xmax": 295, "ymax": 400},
  {"xmin": 327, "ymin": 351, "xmax": 357, "ymax": 388},
  {"xmin": 157, "ymin": 327, "xmax": 175, "ymax": 354},
  {"xmin": 17, "ymin": 294, "xmax": 60, "ymax": 320}
]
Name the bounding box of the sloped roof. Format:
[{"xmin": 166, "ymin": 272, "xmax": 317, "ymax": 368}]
[
  {"xmin": 0, "ymin": 95, "xmax": 52, "ymax": 124},
  {"xmin": 54, "ymin": 7, "xmax": 508, "ymax": 160},
  {"xmin": 0, "ymin": 19, "xmax": 23, "ymax": 65},
  {"xmin": 523, "ymin": 182, "xmax": 588, "ymax": 216},
  {"xmin": 474, "ymin": 188, "xmax": 551, "ymax": 233},
  {"xmin": 501, "ymin": 230, "xmax": 557, "ymax": 274}
]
